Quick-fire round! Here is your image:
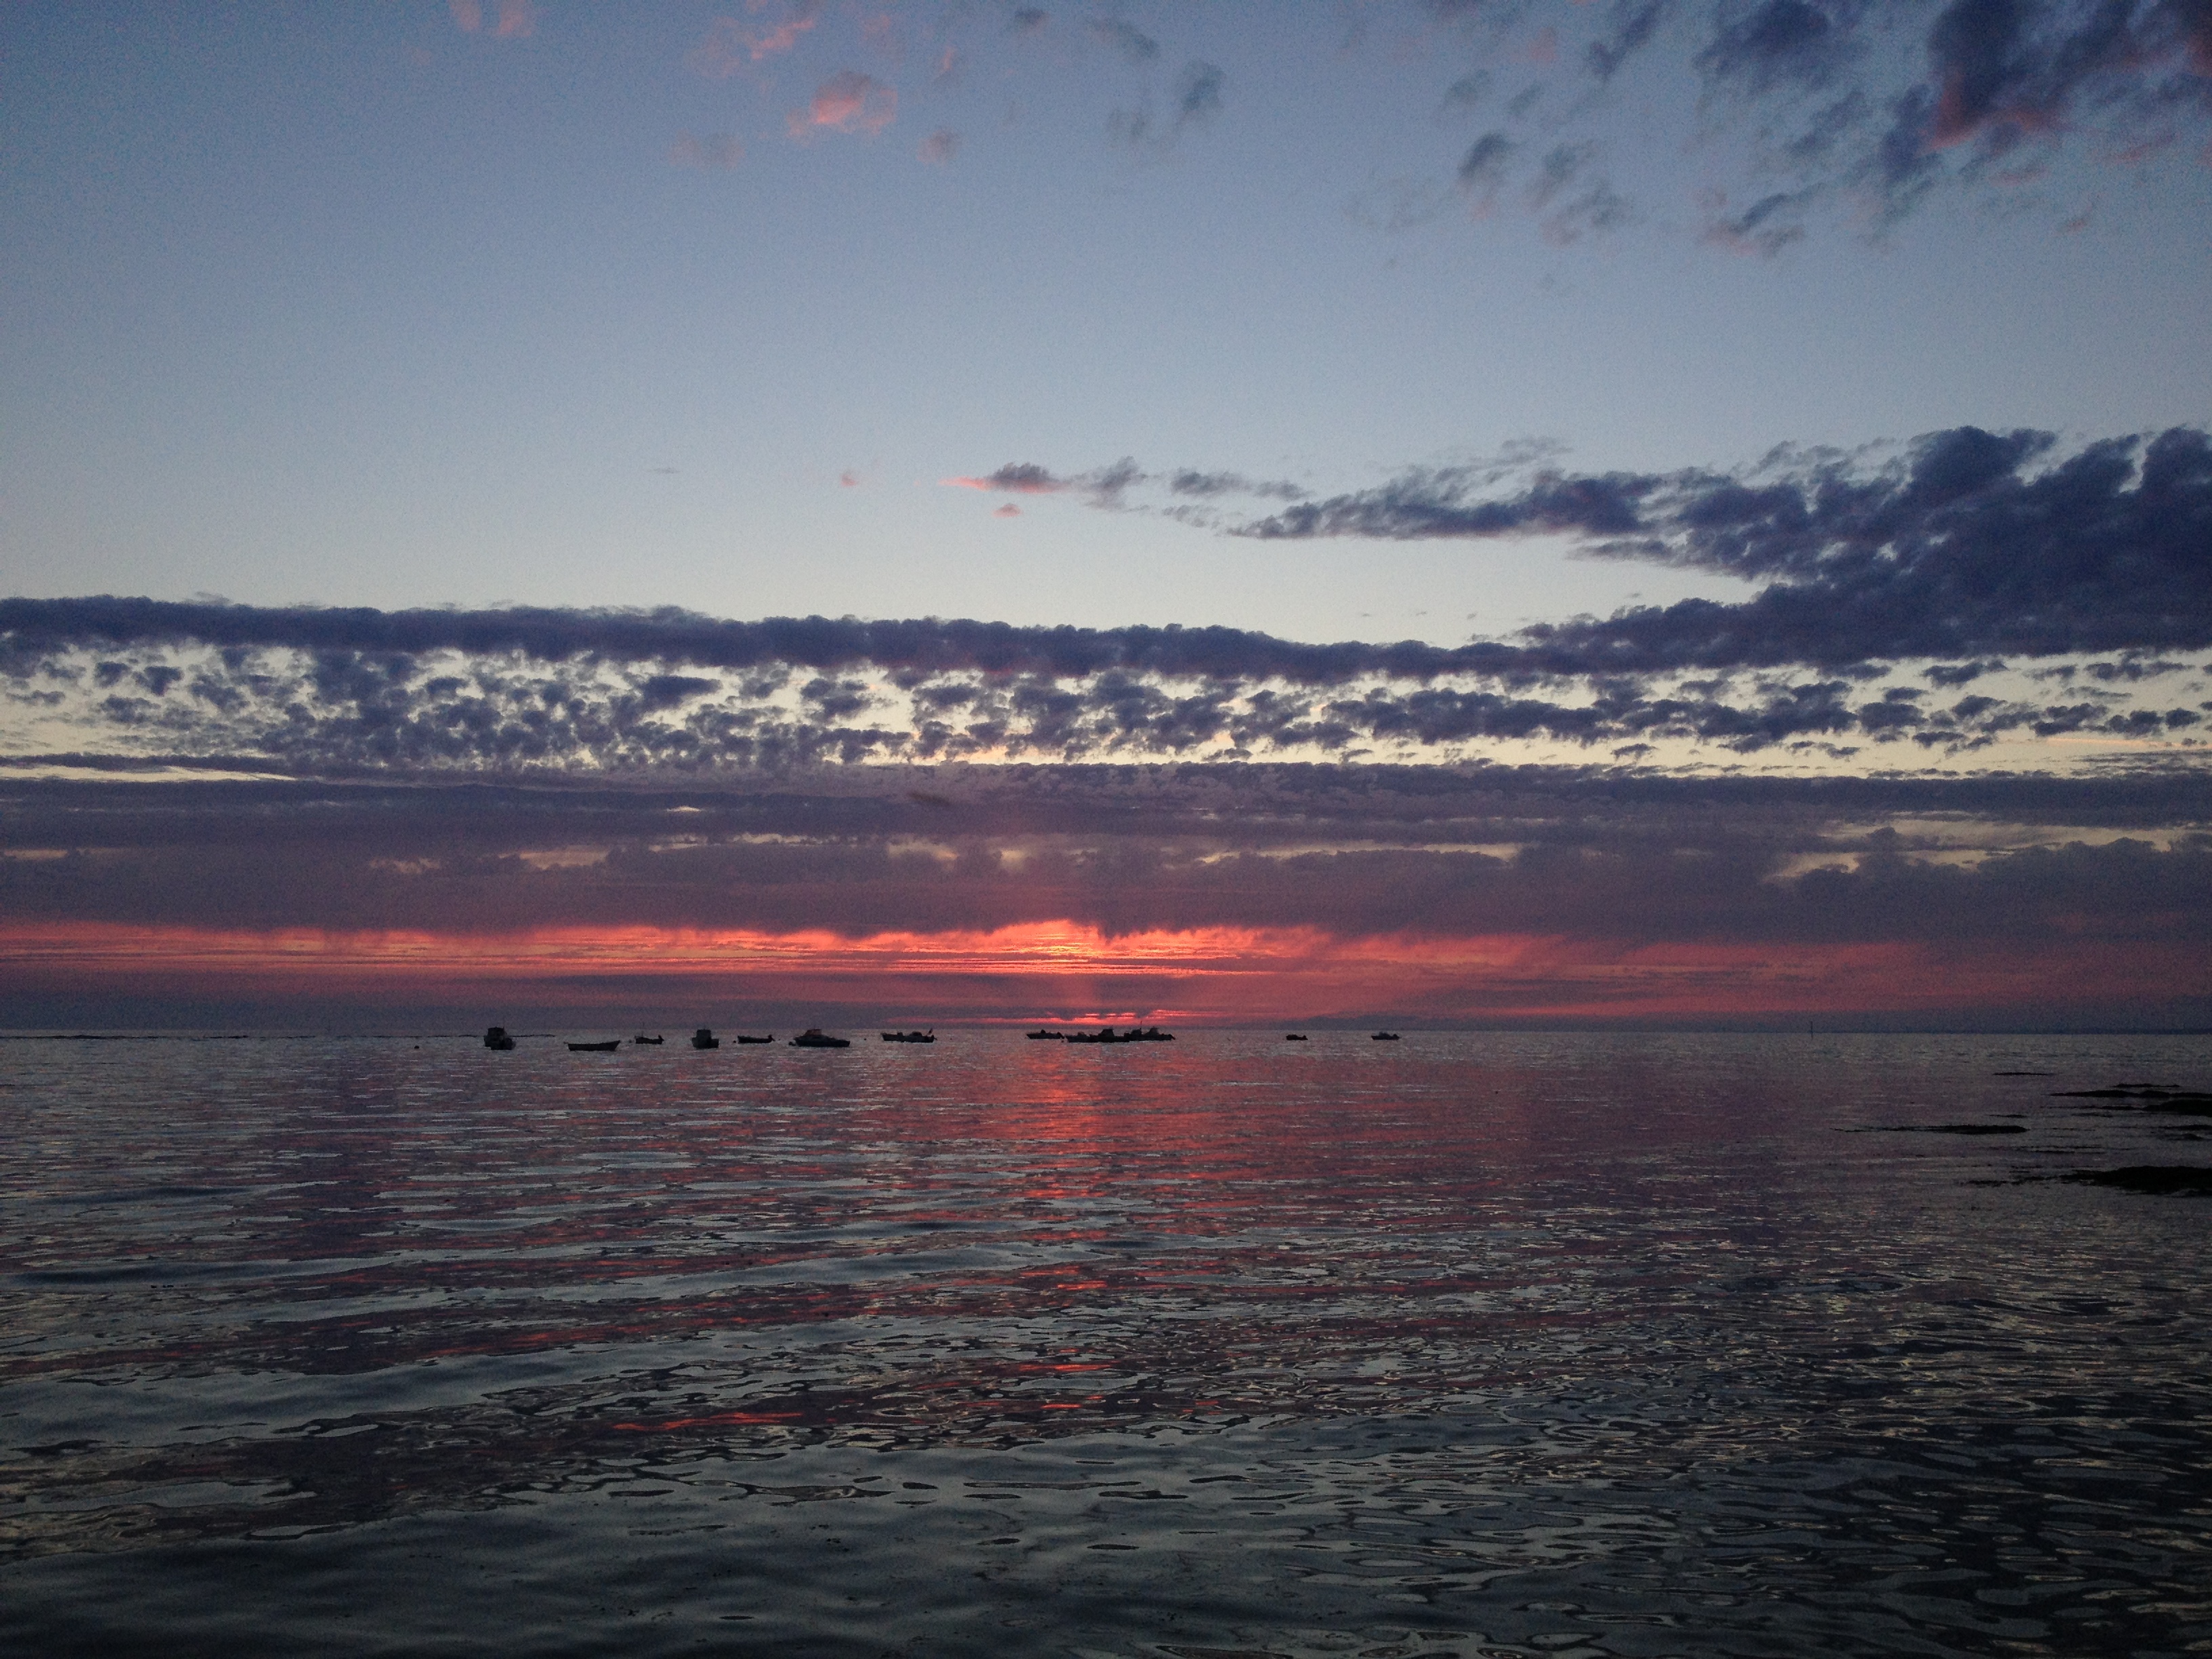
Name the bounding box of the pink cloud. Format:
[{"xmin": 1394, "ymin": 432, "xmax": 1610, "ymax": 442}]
[
  {"xmin": 918, "ymin": 127, "xmax": 961, "ymax": 165},
  {"xmin": 451, "ymin": 0, "xmax": 533, "ymax": 39},
  {"xmin": 840, "ymin": 470, "xmax": 862, "ymax": 487},
  {"xmin": 994, "ymin": 503, "xmax": 1022, "ymax": 517},
  {"xmin": 669, "ymin": 131, "xmax": 744, "ymax": 170},
  {"xmin": 790, "ymin": 70, "xmax": 898, "ymax": 138},
  {"xmin": 689, "ymin": 3, "xmax": 821, "ymax": 77}
]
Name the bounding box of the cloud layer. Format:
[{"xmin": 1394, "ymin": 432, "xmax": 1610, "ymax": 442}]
[{"xmin": 5, "ymin": 762, "xmax": 2207, "ymax": 1026}]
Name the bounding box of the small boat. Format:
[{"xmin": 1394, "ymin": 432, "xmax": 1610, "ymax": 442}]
[
  {"xmin": 1065, "ymin": 1026, "xmax": 1120, "ymax": 1044},
  {"xmin": 1129, "ymin": 1026, "xmax": 1174, "ymax": 1042},
  {"xmin": 483, "ymin": 1025, "xmax": 516, "ymax": 1050},
  {"xmin": 1066, "ymin": 1026, "xmax": 1173, "ymax": 1044},
  {"xmin": 568, "ymin": 1039, "xmax": 621, "ymax": 1052},
  {"xmin": 691, "ymin": 1028, "xmax": 720, "ymax": 1050},
  {"xmin": 733, "ymin": 1033, "xmax": 773, "ymax": 1044},
  {"xmin": 1372, "ymin": 1031, "xmax": 1400, "ymax": 1041},
  {"xmin": 880, "ymin": 1029, "xmax": 935, "ymax": 1043},
  {"xmin": 632, "ymin": 1034, "xmax": 664, "ymax": 1045},
  {"xmin": 791, "ymin": 1028, "xmax": 851, "ymax": 1048},
  {"xmin": 1025, "ymin": 1029, "xmax": 1065, "ymax": 1039},
  {"xmin": 1285, "ymin": 1033, "xmax": 1308, "ymax": 1041}
]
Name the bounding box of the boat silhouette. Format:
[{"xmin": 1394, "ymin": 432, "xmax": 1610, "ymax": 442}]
[
  {"xmin": 880, "ymin": 1029, "xmax": 935, "ymax": 1043},
  {"xmin": 1025, "ymin": 1029, "xmax": 1065, "ymax": 1039},
  {"xmin": 791, "ymin": 1028, "xmax": 851, "ymax": 1048},
  {"xmin": 1065, "ymin": 1026, "xmax": 1174, "ymax": 1044},
  {"xmin": 691, "ymin": 1028, "xmax": 720, "ymax": 1050},
  {"xmin": 568, "ymin": 1039, "xmax": 621, "ymax": 1052},
  {"xmin": 483, "ymin": 1026, "xmax": 516, "ymax": 1050},
  {"xmin": 1372, "ymin": 1031, "xmax": 1400, "ymax": 1041},
  {"xmin": 733, "ymin": 1033, "xmax": 773, "ymax": 1044},
  {"xmin": 632, "ymin": 1034, "xmax": 663, "ymax": 1045}
]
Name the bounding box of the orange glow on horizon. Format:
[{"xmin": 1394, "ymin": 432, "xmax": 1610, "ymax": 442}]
[{"xmin": 3, "ymin": 918, "xmax": 2203, "ymax": 1021}]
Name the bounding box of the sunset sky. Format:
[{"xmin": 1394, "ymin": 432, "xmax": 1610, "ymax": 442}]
[{"xmin": 3, "ymin": 1, "xmax": 2209, "ymax": 1029}]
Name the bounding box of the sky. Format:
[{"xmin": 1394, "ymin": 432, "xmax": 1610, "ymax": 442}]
[{"xmin": 3, "ymin": 0, "xmax": 2210, "ymax": 1029}]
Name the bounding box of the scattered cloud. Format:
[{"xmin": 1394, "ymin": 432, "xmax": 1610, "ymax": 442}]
[
  {"xmin": 790, "ymin": 70, "xmax": 899, "ymax": 138},
  {"xmin": 918, "ymin": 127, "xmax": 962, "ymax": 164},
  {"xmin": 689, "ymin": 3, "xmax": 822, "ymax": 77},
  {"xmin": 994, "ymin": 503, "xmax": 1023, "ymax": 517}
]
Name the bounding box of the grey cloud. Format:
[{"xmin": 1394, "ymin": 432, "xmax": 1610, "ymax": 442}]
[
  {"xmin": 1456, "ymin": 131, "xmax": 1516, "ymax": 190},
  {"xmin": 1696, "ymin": 0, "xmax": 1860, "ymax": 93},
  {"xmin": 1174, "ymin": 60, "xmax": 1225, "ymax": 128},
  {"xmin": 1237, "ymin": 424, "xmax": 2212, "ymax": 669},
  {"xmin": 1585, "ymin": 0, "xmax": 1668, "ymax": 81},
  {"xmin": 1701, "ymin": 188, "xmax": 1814, "ymax": 255},
  {"xmin": 1087, "ymin": 18, "xmax": 1160, "ymax": 62}
]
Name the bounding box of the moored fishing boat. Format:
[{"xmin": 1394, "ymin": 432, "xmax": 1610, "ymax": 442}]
[{"xmin": 791, "ymin": 1028, "xmax": 851, "ymax": 1048}]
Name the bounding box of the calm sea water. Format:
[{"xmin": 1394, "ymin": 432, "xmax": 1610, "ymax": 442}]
[{"xmin": 3, "ymin": 1029, "xmax": 2209, "ymax": 1657}]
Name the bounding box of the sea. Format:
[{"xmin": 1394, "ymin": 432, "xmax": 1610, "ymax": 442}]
[{"xmin": 2, "ymin": 1029, "xmax": 2209, "ymax": 1658}]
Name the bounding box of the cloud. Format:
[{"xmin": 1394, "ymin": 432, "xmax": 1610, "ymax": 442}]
[
  {"xmin": 1235, "ymin": 423, "xmax": 2212, "ymax": 668},
  {"xmin": 3, "ymin": 602, "xmax": 2203, "ymax": 774},
  {"xmin": 689, "ymin": 3, "xmax": 822, "ymax": 77},
  {"xmin": 1583, "ymin": 0, "xmax": 1664, "ymax": 80},
  {"xmin": 453, "ymin": 0, "xmax": 534, "ymax": 38},
  {"xmin": 7, "ymin": 417, "xmax": 2209, "ymax": 775},
  {"xmin": 1173, "ymin": 61, "xmax": 1226, "ymax": 129},
  {"xmin": 918, "ymin": 127, "xmax": 962, "ymax": 164},
  {"xmin": 1087, "ymin": 18, "xmax": 1161, "ymax": 64},
  {"xmin": 994, "ymin": 504, "xmax": 1023, "ymax": 517},
  {"xmin": 6, "ymin": 764, "xmax": 2209, "ymax": 1026},
  {"xmin": 1699, "ymin": 188, "xmax": 1812, "ymax": 255},
  {"xmin": 1416, "ymin": 0, "xmax": 2212, "ymax": 241},
  {"xmin": 790, "ymin": 70, "xmax": 899, "ymax": 138},
  {"xmin": 668, "ymin": 131, "xmax": 744, "ymax": 170},
  {"xmin": 943, "ymin": 462, "xmax": 1068, "ymax": 493}
]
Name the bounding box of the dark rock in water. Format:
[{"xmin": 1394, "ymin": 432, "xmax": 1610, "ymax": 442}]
[
  {"xmin": 2052, "ymin": 1084, "xmax": 2212, "ymax": 1114},
  {"xmin": 1856, "ymin": 1122, "xmax": 2024, "ymax": 1134},
  {"xmin": 2147, "ymin": 1095, "xmax": 2212, "ymax": 1115},
  {"xmin": 2064, "ymin": 1166, "xmax": 2212, "ymax": 1195},
  {"xmin": 1925, "ymin": 1123, "xmax": 2026, "ymax": 1135}
]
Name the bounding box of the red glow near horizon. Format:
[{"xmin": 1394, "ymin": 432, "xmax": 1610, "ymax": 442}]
[{"xmin": 3, "ymin": 919, "xmax": 2203, "ymax": 1021}]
